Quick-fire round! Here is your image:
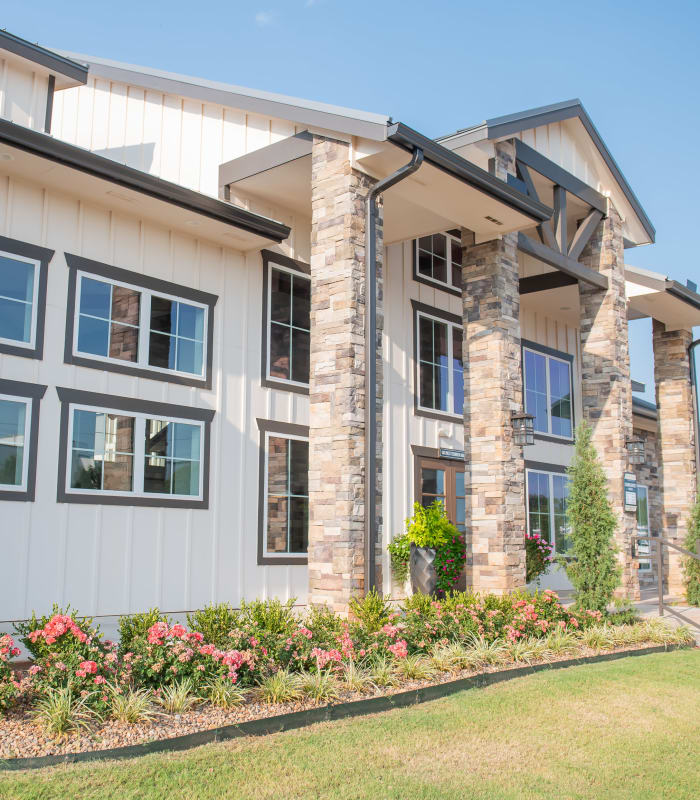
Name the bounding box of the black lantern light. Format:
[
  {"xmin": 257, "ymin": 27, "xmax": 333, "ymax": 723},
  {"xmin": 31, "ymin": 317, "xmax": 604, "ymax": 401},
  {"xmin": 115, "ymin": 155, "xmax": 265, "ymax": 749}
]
[
  {"xmin": 511, "ymin": 413, "xmax": 535, "ymax": 446},
  {"xmin": 626, "ymin": 437, "xmax": 645, "ymax": 465}
]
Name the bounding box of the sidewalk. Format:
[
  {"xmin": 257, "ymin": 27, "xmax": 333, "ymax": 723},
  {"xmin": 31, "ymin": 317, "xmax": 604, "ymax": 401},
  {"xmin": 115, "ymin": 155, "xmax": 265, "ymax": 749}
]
[{"xmin": 633, "ymin": 589, "xmax": 700, "ymax": 644}]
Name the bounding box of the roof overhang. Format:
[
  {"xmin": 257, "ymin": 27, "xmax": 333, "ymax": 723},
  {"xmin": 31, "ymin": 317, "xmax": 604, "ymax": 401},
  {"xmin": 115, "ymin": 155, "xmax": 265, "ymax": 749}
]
[
  {"xmin": 626, "ymin": 264, "xmax": 700, "ymax": 330},
  {"xmin": 0, "ymin": 30, "xmax": 87, "ymax": 90},
  {"xmin": 221, "ymin": 126, "xmax": 552, "ymax": 244},
  {"xmin": 0, "ymin": 119, "xmax": 289, "ymax": 250},
  {"xmin": 437, "ymin": 99, "xmax": 655, "ymax": 248}
]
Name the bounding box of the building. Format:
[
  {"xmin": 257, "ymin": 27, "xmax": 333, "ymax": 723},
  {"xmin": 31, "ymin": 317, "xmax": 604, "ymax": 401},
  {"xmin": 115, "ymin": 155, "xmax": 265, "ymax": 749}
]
[{"xmin": 1, "ymin": 30, "xmax": 698, "ymax": 633}]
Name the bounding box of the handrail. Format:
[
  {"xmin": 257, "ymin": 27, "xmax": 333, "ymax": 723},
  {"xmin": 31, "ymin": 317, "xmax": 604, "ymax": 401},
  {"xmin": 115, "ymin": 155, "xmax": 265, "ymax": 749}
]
[{"xmin": 631, "ymin": 534, "xmax": 700, "ymax": 629}]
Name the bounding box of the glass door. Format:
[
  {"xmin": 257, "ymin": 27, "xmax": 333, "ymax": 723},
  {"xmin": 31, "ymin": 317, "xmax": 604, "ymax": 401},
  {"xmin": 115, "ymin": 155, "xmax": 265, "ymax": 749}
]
[{"xmin": 416, "ymin": 456, "xmax": 465, "ymax": 532}]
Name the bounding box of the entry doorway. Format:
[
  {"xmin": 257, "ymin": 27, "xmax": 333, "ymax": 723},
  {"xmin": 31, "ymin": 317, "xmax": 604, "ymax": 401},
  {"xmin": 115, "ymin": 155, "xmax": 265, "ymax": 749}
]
[{"xmin": 414, "ymin": 454, "xmax": 465, "ymax": 533}]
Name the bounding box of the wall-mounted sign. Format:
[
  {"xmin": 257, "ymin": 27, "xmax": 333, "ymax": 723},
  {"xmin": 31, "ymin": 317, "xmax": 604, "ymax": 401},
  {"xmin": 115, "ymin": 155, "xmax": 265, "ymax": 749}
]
[
  {"xmin": 624, "ymin": 472, "xmax": 638, "ymax": 512},
  {"xmin": 439, "ymin": 448, "xmax": 465, "ymax": 461}
]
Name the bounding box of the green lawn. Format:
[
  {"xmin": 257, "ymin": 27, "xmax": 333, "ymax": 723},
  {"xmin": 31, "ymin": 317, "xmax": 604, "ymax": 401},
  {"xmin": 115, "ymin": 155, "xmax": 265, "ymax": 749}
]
[{"xmin": 2, "ymin": 650, "xmax": 699, "ymax": 800}]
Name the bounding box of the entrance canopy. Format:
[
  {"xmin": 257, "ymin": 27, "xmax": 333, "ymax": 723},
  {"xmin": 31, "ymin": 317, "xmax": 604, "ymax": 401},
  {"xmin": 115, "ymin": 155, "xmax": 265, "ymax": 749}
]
[{"xmin": 626, "ymin": 264, "xmax": 700, "ymax": 330}]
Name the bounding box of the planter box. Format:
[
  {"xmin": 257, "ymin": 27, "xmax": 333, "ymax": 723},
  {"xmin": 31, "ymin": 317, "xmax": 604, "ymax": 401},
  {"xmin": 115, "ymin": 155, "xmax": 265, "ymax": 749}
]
[{"xmin": 410, "ymin": 543, "xmax": 437, "ymax": 596}]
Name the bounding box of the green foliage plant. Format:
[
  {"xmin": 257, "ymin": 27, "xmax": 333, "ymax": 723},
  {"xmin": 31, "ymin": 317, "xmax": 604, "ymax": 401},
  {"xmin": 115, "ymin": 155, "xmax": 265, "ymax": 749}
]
[
  {"xmin": 32, "ymin": 688, "xmax": 97, "ymax": 740},
  {"xmin": 348, "ymin": 589, "xmax": 391, "ymax": 632},
  {"xmin": 118, "ymin": 609, "xmax": 170, "ymax": 655},
  {"xmin": 563, "ymin": 421, "xmax": 621, "ymax": 612},
  {"xmin": 186, "ymin": 603, "xmax": 240, "ymax": 648},
  {"xmin": 683, "ymin": 488, "xmax": 700, "ymax": 606}
]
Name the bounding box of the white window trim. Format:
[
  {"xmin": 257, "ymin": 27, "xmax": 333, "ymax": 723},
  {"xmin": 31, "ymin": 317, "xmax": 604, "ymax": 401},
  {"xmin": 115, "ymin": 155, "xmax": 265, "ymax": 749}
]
[
  {"xmin": 414, "ymin": 231, "xmax": 462, "ymax": 292},
  {"xmin": 523, "ymin": 345, "xmax": 574, "ymax": 440},
  {"xmin": 0, "ymin": 393, "xmax": 31, "ymax": 492},
  {"xmin": 262, "ymin": 428, "xmax": 309, "ymax": 559},
  {"xmin": 65, "ymin": 402, "xmax": 205, "ymax": 501},
  {"xmin": 265, "ymin": 261, "xmax": 310, "ymax": 390},
  {"xmin": 0, "ymin": 249, "xmax": 41, "ymax": 351},
  {"xmin": 415, "ymin": 308, "xmax": 463, "ymax": 420},
  {"xmin": 636, "ymin": 484, "xmax": 652, "ymax": 571},
  {"xmin": 73, "ymin": 271, "xmax": 209, "ymax": 383},
  {"xmin": 526, "ymin": 468, "xmax": 570, "ymax": 556}
]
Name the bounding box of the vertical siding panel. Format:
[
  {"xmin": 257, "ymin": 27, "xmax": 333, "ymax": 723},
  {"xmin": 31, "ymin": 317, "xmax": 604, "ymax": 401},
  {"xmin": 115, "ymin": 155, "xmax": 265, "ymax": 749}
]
[
  {"xmin": 246, "ymin": 113, "xmax": 271, "ymax": 152},
  {"xmin": 90, "ymin": 79, "xmax": 111, "ymax": 152},
  {"xmin": 75, "ymin": 81, "xmax": 95, "ymax": 150},
  {"xmin": 160, "ymin": 94, "xmax": 182, "ymax": 184},
  {"xmin": 200, "ymin": 104, "xmax": 224, "ymax": 197},
  {"xmin": 124, "ymin": 86, "xmax": 146, "ymax": 170},
  {"xmin": 180, "ymin": 99, "xmax": 203, "ymax": 191},
  {"xmin": 143, "ymin": 90, "xmax": 164, "ymax": 176},
  {"xmin": 107, "ymin": 82, "xmax": 128, "ymax": 160},
  {"xmin": 222, "ymin": 108, "xmax": 247, "ymax": 162}
]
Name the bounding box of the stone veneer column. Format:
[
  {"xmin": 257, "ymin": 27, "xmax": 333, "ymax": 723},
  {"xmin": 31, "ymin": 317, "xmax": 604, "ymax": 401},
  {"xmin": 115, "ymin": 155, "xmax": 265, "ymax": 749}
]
[
  {"xmin": 578, "ymin": 201, "xmax": 639, "ymax": 598},
  {"xmin": 652, "ymin": 320, "xmax": 697, "ymax": 597},
  {"xmin": 307, "ymin": 135, "xmax": 382, "ymax": 612},
  {"xmin": 461, "ymin": 140, "xmax": 526, "ymax": 594}
]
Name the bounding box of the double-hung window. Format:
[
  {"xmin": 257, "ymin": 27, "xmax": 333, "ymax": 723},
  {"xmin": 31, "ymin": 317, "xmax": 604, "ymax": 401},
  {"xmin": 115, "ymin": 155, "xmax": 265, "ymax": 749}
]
[
  {"xmin": 263, "ymin": 252, "xmax": 311, "ymax": 391},
  {"xmin": 526, "ymin": 468, "xmax": 571, "ymax": 555},
  {"xmin": 414, "ymin": 303, "xmax": 463, "ymax": 418},
  {"xmin": 66, "ymin": 255, "xmax": 217, "ymax": 388},
  {"xmin": 57, "ymin": 388, "xmax": 214, "ymax": 508},
  {"xmin": 523, "ymin": 343, "xmax": 573, "ymax": 439},
  {"xmin": 257, "ymin": 419, "xmax": 309, "ymax": 563},
  {"xmin": 414, "ymin": 231, "xmax": 462, "ymax": 293},
  {"xmin": 0, "ymin": 378, "xmax": 46, "ymax": 501}
]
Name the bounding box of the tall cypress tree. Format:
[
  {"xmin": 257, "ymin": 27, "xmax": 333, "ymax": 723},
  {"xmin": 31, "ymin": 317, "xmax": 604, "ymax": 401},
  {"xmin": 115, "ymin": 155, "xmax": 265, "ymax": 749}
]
[
  {"xmin": 564, "ymin": 421, "xmax": 621, "ymax": 612},
  {"xmin": 684, "ymin": 489, "xmax": 700, "ymax": 606}
]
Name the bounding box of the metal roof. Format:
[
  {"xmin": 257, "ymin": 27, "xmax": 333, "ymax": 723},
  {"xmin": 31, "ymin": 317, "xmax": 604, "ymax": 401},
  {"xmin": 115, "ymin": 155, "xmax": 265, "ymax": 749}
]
[{"xmin": 0, "ymin": 30, "xmax": 87, "ymax": 88}]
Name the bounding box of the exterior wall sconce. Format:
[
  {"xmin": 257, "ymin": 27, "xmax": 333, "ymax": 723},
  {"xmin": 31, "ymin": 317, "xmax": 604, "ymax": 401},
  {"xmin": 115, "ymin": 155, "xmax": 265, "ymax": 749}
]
[
  {"xmin": 626, "ymin": 437, "xmax": 645, "ymax": 465},
  {"xmin": 512, "ymin": 413, "xmax": 535, "ymax": 446}
]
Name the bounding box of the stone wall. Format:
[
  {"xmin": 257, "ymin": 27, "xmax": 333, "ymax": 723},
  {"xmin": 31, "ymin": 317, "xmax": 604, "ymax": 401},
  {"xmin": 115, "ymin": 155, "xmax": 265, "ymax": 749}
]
[{"xmin": 631, "ymin": 421, "xmax": 662, "ymax": 587}]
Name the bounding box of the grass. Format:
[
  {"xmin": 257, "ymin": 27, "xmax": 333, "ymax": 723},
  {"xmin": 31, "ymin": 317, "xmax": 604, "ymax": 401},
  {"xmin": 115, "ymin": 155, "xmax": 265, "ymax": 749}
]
[{"xmin": 1, "ymin": 649, "xmax": 699, "ymax": 800}]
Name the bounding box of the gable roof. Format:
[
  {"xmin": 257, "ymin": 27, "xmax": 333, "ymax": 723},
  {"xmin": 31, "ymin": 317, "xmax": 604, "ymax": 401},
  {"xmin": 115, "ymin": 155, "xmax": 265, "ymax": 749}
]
[
  {"xmin": 58, "ymin": 51, "xmax": 390, "ymax": 141},
  {"xmin": 437, "ymin": 99, "xmax": 655, "ymax": 244},
  {"xmin": 0, "ymin": 30, "xmax": 87, "ymax": 89}
]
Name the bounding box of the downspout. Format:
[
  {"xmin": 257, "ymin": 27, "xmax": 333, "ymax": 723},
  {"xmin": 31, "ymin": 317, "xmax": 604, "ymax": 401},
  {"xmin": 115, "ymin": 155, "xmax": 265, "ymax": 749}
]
[
  {"xmin": 690, "ymin": 338, "xmax": 700, "ymax": 482},
  {"xmin": 364, "ymin": 147, "xmax": 424, "ymax": 594}
]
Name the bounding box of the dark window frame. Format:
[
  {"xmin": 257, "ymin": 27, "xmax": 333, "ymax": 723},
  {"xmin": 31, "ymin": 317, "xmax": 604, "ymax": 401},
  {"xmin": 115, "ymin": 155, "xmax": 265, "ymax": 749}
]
[
  {"xmin": 521, "ymin": 338, "xmax": 575, "ymax": 444},
  {"xmin": 411, "ymin": 300, "xmax": 464, "ymax": 424},
  {"xmin": 64, "ymin": 253, "xmax": 218, "ymax": 390},
  {"xmin": 0, "ymin": 378, "xmax": 47, "ymax": 501},
  {"xmin": 412, "ymin": 230, "xmax": 463, "ymax": 297},
  {"xmin": 0, "ymin": 235, "xmax": 54, "ymax": 360},
  {"xmin": 256, "ymin": 417, "xmax": 309, "ymax": 565},
  {"xmin": 411, "ymin": 445, "xmax": 466, "ymax": 531},
  {"xmin": 525, "ymin": 464, "xmax": 572, "ymax": 556},
  {"xmin": 261, "ymin": 249, "xmax": 311, "ymax": 396},
  {"xmin": 56, "ymin": 387, "xmax": 214, "ymax": 508}
]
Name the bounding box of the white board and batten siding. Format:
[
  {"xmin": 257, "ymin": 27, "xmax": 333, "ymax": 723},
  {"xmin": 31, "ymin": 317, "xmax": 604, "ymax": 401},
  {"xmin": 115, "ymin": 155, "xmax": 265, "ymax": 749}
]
[
  {"xmin": 0, "ymin": 171, "xmax": 309, "ymax": 628},
  {"xmin": 0, "ymin": 56, "xmax": 50, "ymax": 132}
]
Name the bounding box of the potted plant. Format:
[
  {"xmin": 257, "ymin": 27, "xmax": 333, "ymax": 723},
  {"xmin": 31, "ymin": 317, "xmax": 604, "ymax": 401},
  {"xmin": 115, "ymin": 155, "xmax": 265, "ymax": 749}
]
[{"xmin": 389, "ymin": 501, "xmax": 460, "ymax": 596}]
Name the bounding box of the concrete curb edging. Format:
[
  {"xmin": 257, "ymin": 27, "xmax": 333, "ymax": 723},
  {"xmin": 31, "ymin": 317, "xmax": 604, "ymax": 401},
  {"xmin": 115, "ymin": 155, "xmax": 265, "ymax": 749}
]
[{"xmin": 0, "ymin": 644, "xmax": 690, "ymax": 772}]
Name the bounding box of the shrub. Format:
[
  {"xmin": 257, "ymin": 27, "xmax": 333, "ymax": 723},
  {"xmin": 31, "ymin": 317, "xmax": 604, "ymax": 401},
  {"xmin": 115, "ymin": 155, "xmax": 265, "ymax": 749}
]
[
  {"xmin": 393, "ymin": 654, "xmax": 436, "ymax": 681},
  {"xmin": 349, "ymin": 589, "xmax": 391, "ymax": 633},
  {"xmin": 340, "ymin": 660, "xmax": 375, "ymax": 694},
  {"xmin": 240, "ymin": 598, "xmax": 297, "ymax": 638},
  {"xmin": 32, "ymin": 687, "xmax": 97, "ymax": 740},
  {"xmin": 118, "ymin": 609, "xmax": 170, "ymax": 655},
  {"xmin": 564, "ymin": 422, "xmax": 621, "ymax": 612},
  {"xmin": 187, "ymin": 603, "xmax": 240, "ymax": 649},
  {"xmin": 109, "ymin": 686, "xmax": 157, "ymax": 723},
  {"xmin": 155, "ymin": 679, "xmax": 199, "ymax": 713},
  {"xmin": 367, "ymin": 654, "xmax": 398, "ymax": 688},
  {"xmin": 525, "ymin": 531, "xmax": 554, "ymax": 584},
  {"xmin": 684, "ymin": 490, "xmax": 700, "ymax": 606},
  {"xmin": 14, "ymin": 604, "xmax": 101, "ymax": 661},
  {"xmin": 0, "ymin": 633, "xmax": 21, "ymax": 713},
  {"xmin": 297, "ymin": 669, "xmax": 340, "ymax": 703},
  {"xmin": 202, "ymin": 677, "xmax": 248, "ymax": 709},
  {"xmin": 387, "ymin": 533, "xmax": 411, "ymax": 584},
  {"xmin": 255, "ymin": 670, "xmax": 301, "ymax": 704}
]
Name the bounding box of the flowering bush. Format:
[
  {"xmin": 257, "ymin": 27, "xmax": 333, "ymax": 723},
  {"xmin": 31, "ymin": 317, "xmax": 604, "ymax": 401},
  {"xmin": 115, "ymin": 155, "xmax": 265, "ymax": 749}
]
[
  {"xmin": 525, "ymin": 531, "xmax": 554, "ymax": 584},
  {"xmin": 0, "ymin": 633, "xmax": 21, "ymax": 713},
  {"xmin": 15, "ymin": 604, "xmax": 100, "ymax": 661}
]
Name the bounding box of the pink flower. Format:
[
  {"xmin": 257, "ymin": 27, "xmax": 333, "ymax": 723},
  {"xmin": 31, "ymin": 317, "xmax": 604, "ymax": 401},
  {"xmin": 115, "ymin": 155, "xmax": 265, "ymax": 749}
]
[
  {"xmin": 94, "ymin": 675, "xmax": 106, "ymax": 685},
  {"xmin": 387, "ymin": 639, "xmax": 408, "ymax": 659},
  {"xmin": 28, "ymin": 664, "xmax": 42, "ymax": 675},
  {"xmin": 79, "ymin": 660, "xmax": 98, "ymax": 674}
]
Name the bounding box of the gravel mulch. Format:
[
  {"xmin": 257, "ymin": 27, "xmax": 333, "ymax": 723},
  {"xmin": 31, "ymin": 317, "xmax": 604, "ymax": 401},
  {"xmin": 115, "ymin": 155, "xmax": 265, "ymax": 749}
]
[{"xmin": 0, "ymin": 641, "xmax": 681, "ymax": 760}]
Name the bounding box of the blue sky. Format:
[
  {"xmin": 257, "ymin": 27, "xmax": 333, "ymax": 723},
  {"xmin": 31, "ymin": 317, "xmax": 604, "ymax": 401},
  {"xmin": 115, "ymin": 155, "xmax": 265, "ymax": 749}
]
[{"xmin": 3, "ymin": 0, "xmax": 698, "ymax": 400}]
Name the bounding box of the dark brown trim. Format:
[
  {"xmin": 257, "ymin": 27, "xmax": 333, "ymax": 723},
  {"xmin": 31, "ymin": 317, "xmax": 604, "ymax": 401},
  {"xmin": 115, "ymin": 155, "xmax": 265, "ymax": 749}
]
[
  {"xmin": 0, "ymin": 119, "xmax": 290, "ymax": 242},
  {"xmin": 255, "ymin": 418, "xmax": 309, "ymax": 566},
  {"xmin": 413, "ymin": 451, "xmax": 465, "ymax": 526},
  {"xmin": 521, "ymin": 339, "xmax": 575, "ymax": 444},
  {"xmin": 525, "ymin": 460, "xmax": 568, "ymax": 475},
  {"xmin": 63, "ymin": 253, "xmax": 217, "ymax": 390},
  {"xmin": 260, "ymin": 250, "xmax": 310, "ymax": 396},
  {"xmin": 410, "ymin": 299, "xmax": 462, "ymax": 327},
  {"xmin": 0, "ymin": 379, "xmax": 47, "ymax": 502},
  {"xmin": 44, "ymin": 75, "xmax": 55, "ymax": 134},
  {"xmin": 55, "ymin": 387, "xmax": 214, "ymax": 509},
  {"xmin": 0, "ymin": 235, "xmax": 54, "ymax": 360},
  {"xmin": 411, "ymin": 240, "xmax": 462, "ymax": 298},
  {"xmin": 517, "ymin": 232, "xmax": 608, "ymax": 290},
  {"xmin": 410, "ymin": 445, "xmax": 439, "ymax": 458},
  {"xmin": 519, "ymin": 272, "xmax": 578, "ymax": 295},
  {"xmin": 521, "ymin": 338, "xmax": 574, "ymax": 364}
]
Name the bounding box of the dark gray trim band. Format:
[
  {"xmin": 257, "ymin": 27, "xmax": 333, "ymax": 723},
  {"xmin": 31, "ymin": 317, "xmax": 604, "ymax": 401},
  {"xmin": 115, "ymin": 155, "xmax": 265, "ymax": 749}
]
[
  {"xmin": 0, "ymin": 234, "xmax": 54, "ymax": 360},
  {"xmin": 0, "ymin": 119, "xmax": 290, "ymax": 242},
  {"xmin": 521, "ymin": 338, "xmax": 574, "ymax": 364},
  {"xmin": 63, "ymin": 253, "xmax": 217, "ymax": 390},
  {"xmin": 533, "ymin": 433, "xmax": 575, "ymax": 445},
  {"xmin": 55, "ymin": 387, "xmax": 214, "ymax": 509},
  {"xmin": 0, "ymin": 645, "xmax": 683, "ymax": 771},
  {"xmin": 44, "ymin": 75, "xmax": 55, "ymax": 134},
  {"xmin": 519, "ymin": 272, "xmax": 578, "ymax": 295},
  {"xmin": 410, "ymin": 299, "xmax": 463, "ymax": 327},
  {"xmin": 517, "ymin": 232, "xmax": 608, "ymax": 289},
  {"xmin": 0, "ymin": 379, "xmax": 47, "ymax": 502},
  {"xmin": 387, "ymin": 123, "xmax": 552, "ymax": 224},
  {"xmin": 0, "ymin": 30, "xmax": 88, "ymax": 85},
  {"xmin": 260, "ymin": 251, "xmax": 310, "ymax": 396},
  {"xmin": 255, "ymin": 418, "xmax": 309, "ymax": 566},
  {"xmin": 666, "ymin": 281, "xmax": 700, "ymax": 312},
  {"xmin": 525, "ymin": 460, "xmax": 568, "ymax": 475},
  {"xmin": 411, "ymin": 239, "xmax": 462, "ymax": 298}
]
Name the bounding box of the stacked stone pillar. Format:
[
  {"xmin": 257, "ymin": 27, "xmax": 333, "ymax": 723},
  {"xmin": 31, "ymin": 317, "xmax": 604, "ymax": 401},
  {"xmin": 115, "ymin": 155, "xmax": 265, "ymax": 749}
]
[
  {"xmin": 578, "ymin": 201, "xmax": 639, "ymax": 598},
  {"xmin": 461, "ymin": 140, "xmax": 526, "ymax": 594},
  {"xmin": 307, "ymin": 135, "xmax": 382, "ymax": 612},
  {"xmin": 652, "ymin": 321, "xmax": 697, "ymax": 597}
]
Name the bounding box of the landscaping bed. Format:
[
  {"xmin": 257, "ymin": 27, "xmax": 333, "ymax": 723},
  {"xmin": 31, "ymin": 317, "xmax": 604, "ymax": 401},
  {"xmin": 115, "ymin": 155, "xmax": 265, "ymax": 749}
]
[{"xmin": 0, "ymin": 591, "xmax": 695, "ymax": 763}]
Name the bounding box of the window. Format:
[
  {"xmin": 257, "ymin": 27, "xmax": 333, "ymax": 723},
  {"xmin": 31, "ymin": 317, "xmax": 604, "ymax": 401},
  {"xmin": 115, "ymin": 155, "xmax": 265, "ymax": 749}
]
[
  {"xmin": 257, "ymin": 418, "xmax": 309, "ymax": 564},
  {"xmin": 65, "ymin": 254, "xmax": 217, "ymax": 389},
  {"xmin": 636, "ymin": 485, "xmax": 651, "ymax": 571},
  {"xmin": 415, "ymin": 454, "xmax": 465, "ymax": 533},
  {"xmin": 57, "ymin": 387, "xmax": 214, "ymax": 508},
  {"xmin": 523, "ymin": 343, "xmax": 573, "ymax": 439},
  {"xmin": 414, "ymin": 231, "xmax": 462, "ymax": 292},
  {"xmin": 0, "ymin": 378, "xmax": 47, "ymax": 501},
  {"xmin": 415, "ymin": 306, "xmax": 463, "ymax": 418},
  {"xmin": 0, "ymin": 236, "xmax": 53, "ymax": 360},
  {"xmin": 263, "ymin": 252, "xmax": 311, "ymax": 391},
  {"xmin": 526, "ymin": 468, "xmax": 570, "ymax": 555}
]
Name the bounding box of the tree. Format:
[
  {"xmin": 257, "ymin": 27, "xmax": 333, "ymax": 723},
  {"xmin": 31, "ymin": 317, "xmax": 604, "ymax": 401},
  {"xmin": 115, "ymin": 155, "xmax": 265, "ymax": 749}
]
[
  {"xmin": 684, "ymin": 488, "xmax": 700, "ymax": 606},
  {"xmin": 564, "ymin": 421, "xmax": 621, "ymax": 612}
]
